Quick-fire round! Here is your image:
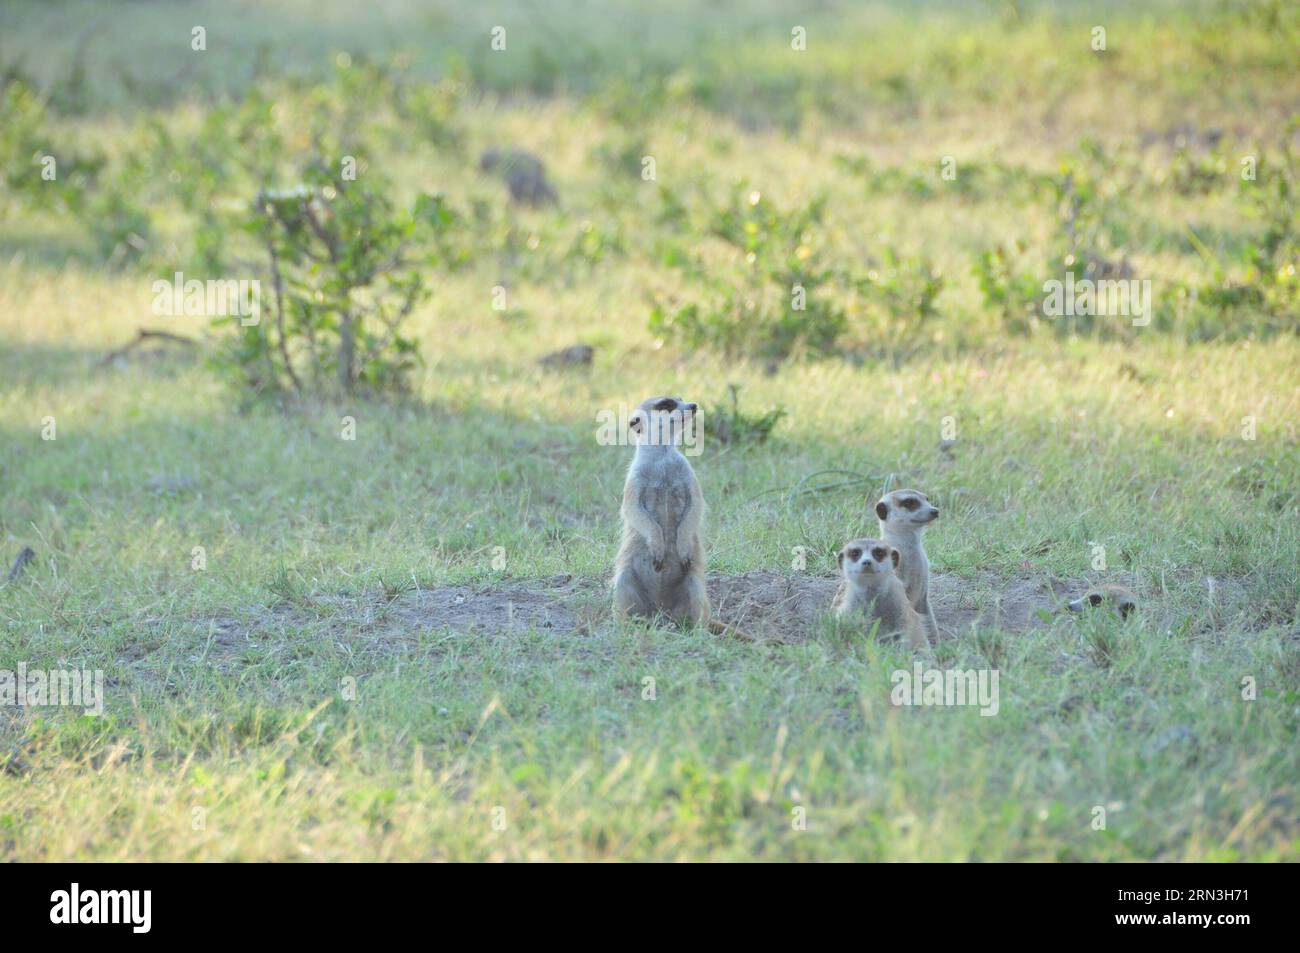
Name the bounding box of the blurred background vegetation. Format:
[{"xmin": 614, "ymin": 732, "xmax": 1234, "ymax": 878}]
[{"xmin": 1, "ymin": 0, "xmax": 1296, "ymax": 390}]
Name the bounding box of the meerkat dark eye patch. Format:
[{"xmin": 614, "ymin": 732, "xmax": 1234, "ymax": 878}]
[
  {"xmin": 653, "ymin": 399, "xmax": 676, "ymax": 411},
  {"xmin": 871, "ymin": 547, "xmax": 887, "ymax": 561},
  {"xmin": 1119, "ymin": 602, "xmax": 1134, "ymax": 618},
  {"xmin": 902, "ymin": 498, "xmax": 920, "ymax": 510},
  {"xmin": 1088, "ymin": 593, "xmax": 1103, "ymax": 606},
  {"xmin": 847, "ymin": 548, "xmax": 861, "ymax": 561}
]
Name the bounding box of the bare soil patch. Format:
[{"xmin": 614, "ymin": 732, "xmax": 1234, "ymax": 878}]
[{"xmin": 189, "ymin": 570, "xmax": 1113, "ymax": 654}]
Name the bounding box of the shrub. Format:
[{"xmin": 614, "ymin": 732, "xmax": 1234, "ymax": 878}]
[
  {"xmin": 974, "ymin": 153, "xmax": 1141, "ymax": 340},
  {"xmin": 850, "ymin": 248, "xmax": 944, "ymax": 350},
  {"xmin": 1179, "ymin": 129, "xmax": 1299, "ymax": 338},
  {"xmin": 0, "ymin": 80, "xmax": 52, "ymax": 210},
  {"xmin": 650, "ymin": 184, "xmax": 945, "ymax": 361},
  {"xmin": 216, "ymin": 164, "xmax": 455, "ymax": 396},
  {"xmin": 649, "ymin": 186, "xmax": 847, "ymax": 361},
  {"xmin": 708, "ymin": 384, "xmax": 785, "ymax": 446},
  {"xmin": 972, "ymin": 241, "xmax": 1043, "ymax": 336},
  {"xmin": 0, "ymin": 79, "xmax": 106, "ymax": 215}
]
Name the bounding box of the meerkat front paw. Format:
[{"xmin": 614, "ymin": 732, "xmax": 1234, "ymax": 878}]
[
  {"xmin": 676, "ymin": 543, "xmax": 694, "ymax": 574},
  {"xmin": 648, "ymin": 540, "xmax": 668, "ymax": 572}
]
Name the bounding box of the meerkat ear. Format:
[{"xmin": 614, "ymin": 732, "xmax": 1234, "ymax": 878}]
[
  {"xmin": 629, "ymin": 412, "xmax": 643, "ymax": 434},
  {"xmin": 875, "ymin": 501, "xmax": 888, "ymax": 520},
  {"xmin": 890, "ymin": 548, "xmax": 901, "ymax": 569},
  {"xmin": 1088, "ymin": 592, "xmax": 1103, "ymax": 607}
]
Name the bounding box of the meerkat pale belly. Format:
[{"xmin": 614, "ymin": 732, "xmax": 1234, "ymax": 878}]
[
  {"xmin": 618, "ymin": 477, "xmax": 703, "ymax": 611},
  {"xmin": 610, "ymin": 395, "xmax": 758, "ymax": 641},
  {"xmin": 875, "ymin": 488, "xmax": 940, "ymax": 643},
  {"xmin": 612, "ymin": 396, "xmax": 710, "ymax": 626}
]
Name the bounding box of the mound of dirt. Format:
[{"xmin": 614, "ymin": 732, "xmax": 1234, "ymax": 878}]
[
  {"xmin": 377, "ymin": 574, "xmax": 599, "ymax": 637},
  {"xmin": 707, "ymin": 571, "xmax": 836, "ymax": 641},
  {"xmin": 704, "ymin": 570, "xmax": 1084, "ymax": 642},
  {"xmin": 175, "ymin": 566, "xmax": 1273, "ymax": 664},
  {"xmin": 297, "ymin": 569, "xmax": 1086, "ymax": 642}
]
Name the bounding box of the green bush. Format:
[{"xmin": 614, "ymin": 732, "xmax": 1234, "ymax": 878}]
[
  {"xmin": 972, "ymin": 241, "xmax": 1043, "ymax": 336},
  {"xmin": 649, "ymin": 186, "xmax": 847, "ymax": 361},
  {"xmin": 650, "ymin": 184, "xmax": 945, "ymax": 361},
  {"xmin": 217, "ymin": 165, "xmax": 454, "ymax": 396},
  {"xmin": 1179, "ymin": 130, "xmax": 1299, "ymax": 338},
  {"xmin": 0, "ymin": 79, "xmax": 106, "ymax": 216},
  {"xmin": 973, "ymin": 154, "xmax": 1141, "ymax": 340},
  {"xmin": 850, "ymin": 248, "xmax": 944, "ymax": 350}
]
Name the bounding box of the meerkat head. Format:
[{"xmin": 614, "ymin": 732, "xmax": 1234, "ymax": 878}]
[
  {"xmin": 1067, "ymin": 584, "xmax": 1137, "ymax": 620},
  {"xmin": 628, "ymin": 396, "xmax": 698, "ymax": 447},
  {"xmin": 837, "ymin": 537, "xmax": 901, "ymax": 585},
  {"xmin": 875, "ymin": 488, "xmax": 939, "ymax": 534}
]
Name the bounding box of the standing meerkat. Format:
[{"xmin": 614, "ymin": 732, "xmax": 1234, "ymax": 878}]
[
  {"xmin": 1067, "ymin": 583, "xmax": 1138, "ymax": 619},
  {"xmin": 833, "ymin": 538, "xmax": 928, "ymax": 650},
  {"xmin": 875, "ymin": 488, "xmax": 940, "ymax": 642},
  {"xmin": 611, "ymin": 396, "xmax": 755, "ymax": 641}
]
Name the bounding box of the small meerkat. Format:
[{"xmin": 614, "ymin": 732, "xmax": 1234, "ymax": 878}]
[
  {"xmin": 875, "ymin": 488, "xmax": 940, "ymax": 642},
  {"xmin": 611, "ymin": 396, "xmax": 755, "ymax": 641},
  {"xmin": 833, "ymin": 538, "xmax": 928, "ymax": 650},
  {"xmin": 1067, "ymin": 583, "xmax": 1138, "ymax": 620}
]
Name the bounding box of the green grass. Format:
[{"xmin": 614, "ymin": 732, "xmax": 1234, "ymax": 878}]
[{"xmin": 0, "ymin": 0, "xmax": 1297, "ymax": 860}]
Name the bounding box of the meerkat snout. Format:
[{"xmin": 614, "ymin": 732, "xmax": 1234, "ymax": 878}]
[{"xmin": 1066, "ymin": 584, "xmax": 1137, "ymax": 619}]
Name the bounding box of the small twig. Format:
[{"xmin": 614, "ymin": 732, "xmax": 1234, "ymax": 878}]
[
  {"xmin": 99, "ymin": 328, "xmax": 198, "ymax": 366},
  {"xmin": 1184, "ymin": 225, "xmax": 1221, "ymax": 269},
  {"xmin": 355, "ymin": 281, "xmax": 423, "ymax": 372},
  {"xmin": 301, "ymin": 203, "xmax": 342, "ymax": 263}
]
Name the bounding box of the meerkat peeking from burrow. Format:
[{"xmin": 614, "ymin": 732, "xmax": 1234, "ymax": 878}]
[
  {"xmin": 875, "ymin": 488, "xmax": 940, "ymax": 642},
  {"xmin": 833, "ymin": 538, "xmax": 928, "ymax": 650},
  {"xmin": 611, "ymin": 396, "xmax": 755, "ymax": 641},
  {"xmin": 1067, "ymin": 583, "xmax": 1138, "ymax": 620}
]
